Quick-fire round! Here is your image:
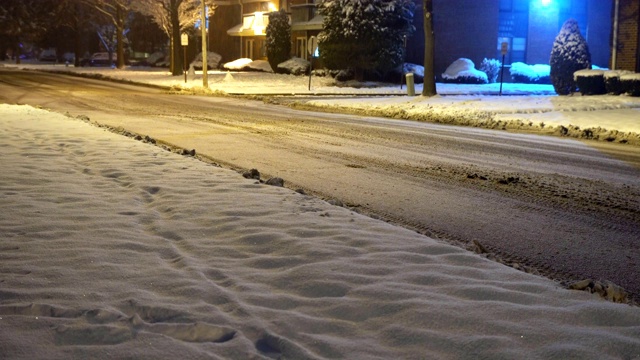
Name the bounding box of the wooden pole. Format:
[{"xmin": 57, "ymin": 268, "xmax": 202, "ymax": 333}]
[{"xmin": 201, "ymin": 1, "xmax": 208, "ymax": 88}]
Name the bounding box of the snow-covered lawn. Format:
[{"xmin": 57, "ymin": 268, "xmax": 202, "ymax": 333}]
[
  {"xmin": 3, "ymin": 61, "xmax": 640, "ymax": 143},
  {"xmin": 1, "ymin": 103, "xmax": 639, "ymax": 359}
]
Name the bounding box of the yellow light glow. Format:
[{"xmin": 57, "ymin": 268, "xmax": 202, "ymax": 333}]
[{"xmin": 268, "ymin": 2, "xmax": 277, "ymax": 11}]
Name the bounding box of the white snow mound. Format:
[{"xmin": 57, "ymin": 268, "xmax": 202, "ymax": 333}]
[{"xmin": 442, "ymin": 58, "xmax": 488, "ymax": 83}]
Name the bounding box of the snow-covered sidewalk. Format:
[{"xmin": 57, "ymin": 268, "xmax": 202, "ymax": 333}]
[
  {"xmin": 1, "ymin": 104, "xmax": 639, "ymax": 359},
  {"xmin": 4, "ymin": 61, "xmax": 640, "ymax": 144}
]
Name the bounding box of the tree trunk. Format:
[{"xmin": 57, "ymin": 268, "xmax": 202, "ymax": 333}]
[
  {"xmin": 116, "ymin": 4, "xmax": 125, "ymax": 69},
  {"xmin": 170, "ymin": 0, "xmax": 183, "ymax": 76},
  {"xmin": 422, "ymin": 0, "xmax": 437, "ymax": 96},
  {"xmin": 15, "ymin": 39, "xmax": 21, "ymax": 65}
]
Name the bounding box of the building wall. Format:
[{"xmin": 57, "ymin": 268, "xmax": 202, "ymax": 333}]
[
  {"xmin": 588, "ymin": 0, "xmax": 613, "ymax": 68},
  {"xmin": 210, "ymin": 5, "xmax": 241, "ymax": 63},
  {"xmin": 405, "ymin": 0, "xmax": 424, "ymax": 66},
  {"xmin": 432, "ymin": 0, "xmax": 500, "ymax": 79},
  {"xmin": 527, "ymin": 1, "xmax": 560, "ymax": 65},
  {"xmin": 615, "ymin": 0, "xmax": 639, "ymax": 71}
]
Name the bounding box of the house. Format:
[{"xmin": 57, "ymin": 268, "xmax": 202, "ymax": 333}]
[
  {"xmin": 208, "ymin": 1, "xmax": 636, "ymax": 77},
  {"xmin": 210, "ymin": 0, "xmax": 322, "ymax": 64},
  {"xmin": 613, "ymin": 0, "xmax": 640, "ymax": 72}
]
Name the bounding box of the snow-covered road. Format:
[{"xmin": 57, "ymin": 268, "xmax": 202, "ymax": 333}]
[{"xmin": 2, "ymin": 68, "xmax": 638, "ymax": 301}]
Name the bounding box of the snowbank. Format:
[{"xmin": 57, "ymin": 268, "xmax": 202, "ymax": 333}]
[
  {"xmin": 1, "ymin": 104, "xmax": 639, "ymax": 359},
  {"xmin": 277, "ymin": 57, "xmax": 310, "ymax": 75}
]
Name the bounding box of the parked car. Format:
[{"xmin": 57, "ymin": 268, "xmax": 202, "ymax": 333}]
[
  {"xmin": 39, "ymin": 48, "xmax": 57, "ymax": 62},
  {"xmin": 62, "ymin": 52, "xmax": 75, "ymax": 63},
  {"xmin": 83, "ymin": 52, "xmax": 117, "ymax": 67}
]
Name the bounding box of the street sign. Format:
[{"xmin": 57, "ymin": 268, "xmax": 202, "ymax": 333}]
[
  {"xmin": 308, "ymin": 36, "xmax": 318, "ymax": 57},
  {"xmin": 181, "ymin": 33, "xmax": 189, "ymax": 47},
  {"xmin": 500, "ymin": 41, "xmax": 509, "ymax": 55}
]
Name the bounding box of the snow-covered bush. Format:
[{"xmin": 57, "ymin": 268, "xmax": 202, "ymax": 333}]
[
  {"xmin": 620, "ymin": 73, "xmax": 640, "ymax": 97},
  {"xmin": 441, "ymin": 58, "xmax": 488, "ymax": 84},
  {"xmin": 604, "ymin": 70, "xmax": 633, "ymax": 95},
  {"xmin": 190, "ymin": 52, "xmax": 222, "ymax": 70},
  {"xmin": 573, "ymin": 69, "xmax": 606, "ymax": 95},
  {"xmin": 277, "ymin": 57, "xmax": 310, "ymax": 75},
  {"xmin": 144, "ymin": 51, "xmax": 167, "ymax": 67},
  {"xmin": 318, "ymin": 0, "xmax": 415, "ymax": 81},
  {"xmin": 480, "ymin": 58, "xmax": 502, "ymax": 83},
  {"xmin": 223, "ymin": 58, "xmax": 273, "ymax": 72},
  {"xmin": 403, "ymin": 63, "xmax": 425, "ymax": 83},
  {"xmin": 386, "ymin": 63, "xmax": 425, "ymax": 83},
  {"xmin": 509, "ymin": 62, "xmax": 550, "ymax": 84},
  {"xmin": 266, "ymin": 9, "xmax": 291, "ymax": 74},
  {"xmin": 550, "ymin": 19, "xmax": 591, "ymax": 95}
]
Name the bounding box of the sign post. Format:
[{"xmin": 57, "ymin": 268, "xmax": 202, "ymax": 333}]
[
  {"xmin": 181, "ymin": 33, "xmax": 189, "ymax": 84},
  {"xmin": 308, "ymin": 36, "xmax": 318, "ymax": 91},
  {"xmin": 401, "ymin": 35, "xmax": 407, "ymax": 90},
  {"xmin": 499, "ymin": 41, "xmax": 508, "ymax": 96}
]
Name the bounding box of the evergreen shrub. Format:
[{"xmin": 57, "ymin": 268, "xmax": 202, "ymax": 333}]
[
  {"xmin": 266, "ymin": 10, "xmax": 291, "ymax": 74},
  {"xmin": 550, "ymin": 19, "xmax": 591, "ymax": 95}
]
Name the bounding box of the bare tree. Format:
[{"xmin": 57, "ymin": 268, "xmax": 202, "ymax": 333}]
[
  {"xmin": 56, "ymin": 0, "xmax": 96, "ymax": 66},
  {"xmin": 133, "ymin": 0, "xmax": 215, "ymax": 76},
  {"xmin": 422, "ymin": 0, "xmax": 436, "ymax": 96},
  {"xmin": 82, "ymin": 0, "xmax": 131, "ymax": 69}
]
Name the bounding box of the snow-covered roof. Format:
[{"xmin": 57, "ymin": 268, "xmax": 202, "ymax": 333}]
[{"xmin": 227, "ymin": 12, "xmax": 269, "ymax": 37}]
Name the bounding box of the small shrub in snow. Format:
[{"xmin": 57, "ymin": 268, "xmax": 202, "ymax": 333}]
[
  {"xmin": 480, "ymin": 58, "xmax": 502, "ymax": 83},
  {"xmin": 550, "ymin": 19, "xmax": 591, "ymax": 95},
  {"xmin": 277, "ymin": 57, "xmax": 309, "ymax": 75},
  {"xmin": 334, "ymin": 69, "xmax": 354, "ymax": 82},
  {"xmin": 386, "ymin": 63, "xmax": 425, "ymax": 83},
  {"xmin": 266, "ymin": 10, "xmax": 291, "ymax": 74},
  {"xmin": 223, "ymin": 58, "xmax": 273, "ymax": 72},
  {"xmin": 620, "ymin": 73, "xmax": 640, "ymax": 97},
  {"xmin": 509, "ymin": 62, "xmax": 551, "ymax": 84},
  {"xmin": 441, "ymin": 58, "xmax": 488, "ymax": 84},
  {"xmin": 190, "ymin": 52, "xmax": 222, "ymax": 70},
  {"xmin": 604, "ymin": 70, "xmax": 633, "ymax": 95},
  {"xmin": 145, "ymin": 51, "xmax": 167, "ymax": 67},
  {"xmin": 403, "ymin": 63, "xmax": 425, "ymax": 83},
  {"xmin": 574, "ymin": 69, "xmax": 606, "ymax": 95}
]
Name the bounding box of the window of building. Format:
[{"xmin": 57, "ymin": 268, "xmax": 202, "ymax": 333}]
[
  {"xmin": 296, "ymin": 37, "xmax": 307, "ymax": 60},
  {"xmin": 244, "ymin": 39, "xmax": 254, "ymax": 59},
  {"xmin": 498, "ymin": 0, "xmax": 529, "ymax": 63}
]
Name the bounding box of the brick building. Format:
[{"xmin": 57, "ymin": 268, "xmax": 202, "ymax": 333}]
[
  {"xmin": 422, "ymin": 0, "xmax": 613, "ymax": 79},
  {"xmin": 207, "ymin": 1, "xmax": 634, "ymax": 77},
  {"xmin": 613, "ymin": 0, "xmax": 640, "ymax": 71}
]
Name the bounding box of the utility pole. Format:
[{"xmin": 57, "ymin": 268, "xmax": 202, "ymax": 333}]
[{"xmin": 201, "ymin": 1, "xmax": 208, "ymax": 87}]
